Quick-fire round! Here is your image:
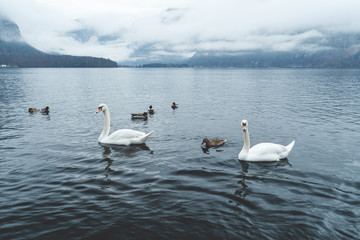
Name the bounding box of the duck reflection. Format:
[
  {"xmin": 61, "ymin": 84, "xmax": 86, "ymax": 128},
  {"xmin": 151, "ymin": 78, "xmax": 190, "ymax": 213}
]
[
  {"xmin": 27, "ymin": 107, "xmax": 51, "ymax": 120},
  {"xmin": 201, "ymin": 146, "xmax": 225, "ymax": 154},
  {"xmin": 201, "ymin": 146, "xmax": 210, "ymax": 154}
]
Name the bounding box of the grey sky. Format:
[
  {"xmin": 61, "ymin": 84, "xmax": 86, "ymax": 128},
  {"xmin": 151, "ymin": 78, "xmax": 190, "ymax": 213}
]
[{"xmin": 1, "ymin": 0, "xmax": 360, "ymax": 62}]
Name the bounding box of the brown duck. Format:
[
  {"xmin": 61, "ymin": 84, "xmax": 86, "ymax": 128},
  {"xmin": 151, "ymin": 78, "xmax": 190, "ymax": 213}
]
[
  {"xmin": 201, "ymin": 138, "xmax": 227, "ymax": 148},
  {"xmin": 28, "ymin": 108, "xmax": 38, "ymax": 113}
]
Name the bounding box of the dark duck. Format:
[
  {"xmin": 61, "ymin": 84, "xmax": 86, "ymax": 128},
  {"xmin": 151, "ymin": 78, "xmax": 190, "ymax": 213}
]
[
  {"xmin": 41, "ymin": 106, "xmax": 50, "ymax": 114},
  {"xmin": 171, "ymin": 102, "xmax": 178, "ymax": 109},
  {"xmin": 131, "ymin": 112, "xmax": 148, "ymax": 120},
  {"xmin": 148, "ymin": 105, "xmax": 155, "ymax": 114}
]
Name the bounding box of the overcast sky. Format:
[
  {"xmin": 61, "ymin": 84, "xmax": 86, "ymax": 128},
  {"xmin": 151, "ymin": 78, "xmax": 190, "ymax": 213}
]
[{"xmin": 1, "ymin": 0, "xmax": 360, "ymax": 62}]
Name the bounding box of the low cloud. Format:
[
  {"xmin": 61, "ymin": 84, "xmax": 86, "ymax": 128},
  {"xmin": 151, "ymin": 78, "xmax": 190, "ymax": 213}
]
[{"xmin": 1, "ymin": 0, "xmax": 360, "ymax": 62}]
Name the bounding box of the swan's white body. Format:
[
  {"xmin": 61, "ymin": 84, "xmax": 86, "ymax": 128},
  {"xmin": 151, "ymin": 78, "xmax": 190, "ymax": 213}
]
[
  {"xmin": 238, "ymin": 120, "xmax": 295, "ymax": 162},
  {"xmin": 97, "ymin": 104, "xmax": 152, "ymax": 146}
]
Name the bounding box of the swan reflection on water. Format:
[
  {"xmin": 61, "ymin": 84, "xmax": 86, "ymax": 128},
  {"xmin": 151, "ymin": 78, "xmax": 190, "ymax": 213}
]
[
  {"xmin": 100, "ymin": 143, "xmax": 154, "ymax": 172},
  {"xmin": 101, "ymin": 144, "xmax": 152, "ymax": 176},
  {"xmin": 101, "ymin": 143, "xmax": 152, "ymax": 158},
  {"xmin": 101, "ymin": 146, "xmax": 114, "ymax": 173},
  {"xmin": 239, "ymin": 158, "xmax": 292, "ymax": 173},
  {"xmin": 232, "ymin": 159, "xmax": 292, "ymax": 201}
]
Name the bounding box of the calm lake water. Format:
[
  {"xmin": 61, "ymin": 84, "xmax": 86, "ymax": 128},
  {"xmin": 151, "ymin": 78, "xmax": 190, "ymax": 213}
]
[{"xmin": 0, "ymin": 68, "xmax": 359, "ymax": 239}]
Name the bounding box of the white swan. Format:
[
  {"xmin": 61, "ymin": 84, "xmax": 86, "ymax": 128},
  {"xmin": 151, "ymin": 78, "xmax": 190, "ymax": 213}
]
[
  {"xmin": 238, "ymin": 120, "xmax": 295, "ymax": 161},
  {"xmin": 96, "ymin": 103, "xmax": 153, "ymax": 145}
]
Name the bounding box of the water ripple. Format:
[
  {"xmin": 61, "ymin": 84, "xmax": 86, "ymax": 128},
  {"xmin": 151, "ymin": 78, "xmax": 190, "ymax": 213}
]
[{"xmin": 1, "ymin": 68, "xmax": 360, "ymax": 239}]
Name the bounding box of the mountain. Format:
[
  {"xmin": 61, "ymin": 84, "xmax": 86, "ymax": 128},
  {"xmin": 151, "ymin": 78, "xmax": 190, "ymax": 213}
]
[
  {"xmin": 186, "ymin": 33, "xmax": 360, "ymax": 68},
  {"xmin": 118, "ymin": 31, "xmax": 360, "ymax": 68},
  {"xmin": 186, "ymin": 50, "xmax": 360, "ymax": 68},
  {"xmin": 0, "ymin": 16, "xmax": 23, "ymax": 42},
  {"xmin": 0, "ymin": 16, "xmax": 117, "ymax": 67}
]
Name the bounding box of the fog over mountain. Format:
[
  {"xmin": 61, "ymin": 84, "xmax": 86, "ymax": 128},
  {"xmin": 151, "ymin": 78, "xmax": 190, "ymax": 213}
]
[
  {"xmin": 0, "ymin": 15, "xmax": 117, "ymax": 67},
  {"xmin": 1, "ymin": 0, "xmax": 360, "ymax": 67},
  {"xmin": 185, "ymin": 32, "xmax": 360, "ymax": 68},
  {"xmin": 0, "ymin": 16, "xmax": 23, "ymax": 42}
]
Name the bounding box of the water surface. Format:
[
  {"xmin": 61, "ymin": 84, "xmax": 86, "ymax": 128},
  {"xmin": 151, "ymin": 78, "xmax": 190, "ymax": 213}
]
[{"xmin": 0, "ymin": 68, "xmax": 359, "ymax": 239}]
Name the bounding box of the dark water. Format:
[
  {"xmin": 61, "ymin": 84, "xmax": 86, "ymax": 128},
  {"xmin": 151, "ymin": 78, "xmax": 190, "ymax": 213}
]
[{"xmin": 0, "ymin": 68, "xmax": 359, "ymax": 239}]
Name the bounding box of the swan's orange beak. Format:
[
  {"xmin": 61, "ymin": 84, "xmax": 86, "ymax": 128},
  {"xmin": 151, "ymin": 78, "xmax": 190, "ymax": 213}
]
[
  {"xmin": 242, "ymin": 126, "xmax": 246, "ymax": 131},
  {"xmin": 96, "ymin": 108, "xmax": 102, "ymax": 114}
]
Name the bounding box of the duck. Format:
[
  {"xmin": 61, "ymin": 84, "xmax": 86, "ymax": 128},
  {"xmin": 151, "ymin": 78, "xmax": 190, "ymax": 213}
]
[
  {"xmin": 238, "ymin": 120, "xmax": 295, "ymax": 162},
  {"xmin": 201, "ymin": 138, "xmax": 227, "ymax": 148},
  {"xmin": 97, "ymin": 104, "xmax": 152, "ymax": 145},
  {"xmin": 171, "ymin": 102, "xmax": 178, "ymax": 109},
  {"xmin": 148, "ymin": 105, "xmax": 155, "ymax": 115},
  {"xmin": 131, "ymin": 112, "xmax": 148, "ymax": 120},
  {"xmin": 28, "ymin": 108, "xmax": 38, "ymax": 113},
  {"xmin": 41, "ymin": 106, "xmax": 50, "ymax": 114}
]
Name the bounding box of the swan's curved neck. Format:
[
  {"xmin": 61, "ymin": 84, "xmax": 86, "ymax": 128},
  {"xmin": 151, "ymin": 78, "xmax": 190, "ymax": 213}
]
[
  {"xmin": 99, "ymin": 110, "xmax": 110, "ymax": 141},
  {"xmin": 241, "ymin": 129, "xmax": 250, "ymax": 154}
]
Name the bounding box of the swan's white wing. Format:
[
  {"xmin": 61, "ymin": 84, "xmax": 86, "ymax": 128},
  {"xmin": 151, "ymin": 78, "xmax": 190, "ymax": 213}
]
[
  {"xmin": 110, "ymin": 129, "xmax": 146, "ymax": 139},
  {"xmin": 248, "ymin": 143, "xmax": 288, "ymax": 161},
  {"xmin": 129, "ymin": 131, "xmax": 153, "ymax": 144},
  {"xmin": 101, "ymin": 129, "xmax": 146, "ymax": 145}
]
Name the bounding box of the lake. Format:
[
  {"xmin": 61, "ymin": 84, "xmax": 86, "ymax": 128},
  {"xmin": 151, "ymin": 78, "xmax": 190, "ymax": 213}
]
[{"xmin": 0, "ymin": 68, "xmax": 359, "ymax": 239}]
